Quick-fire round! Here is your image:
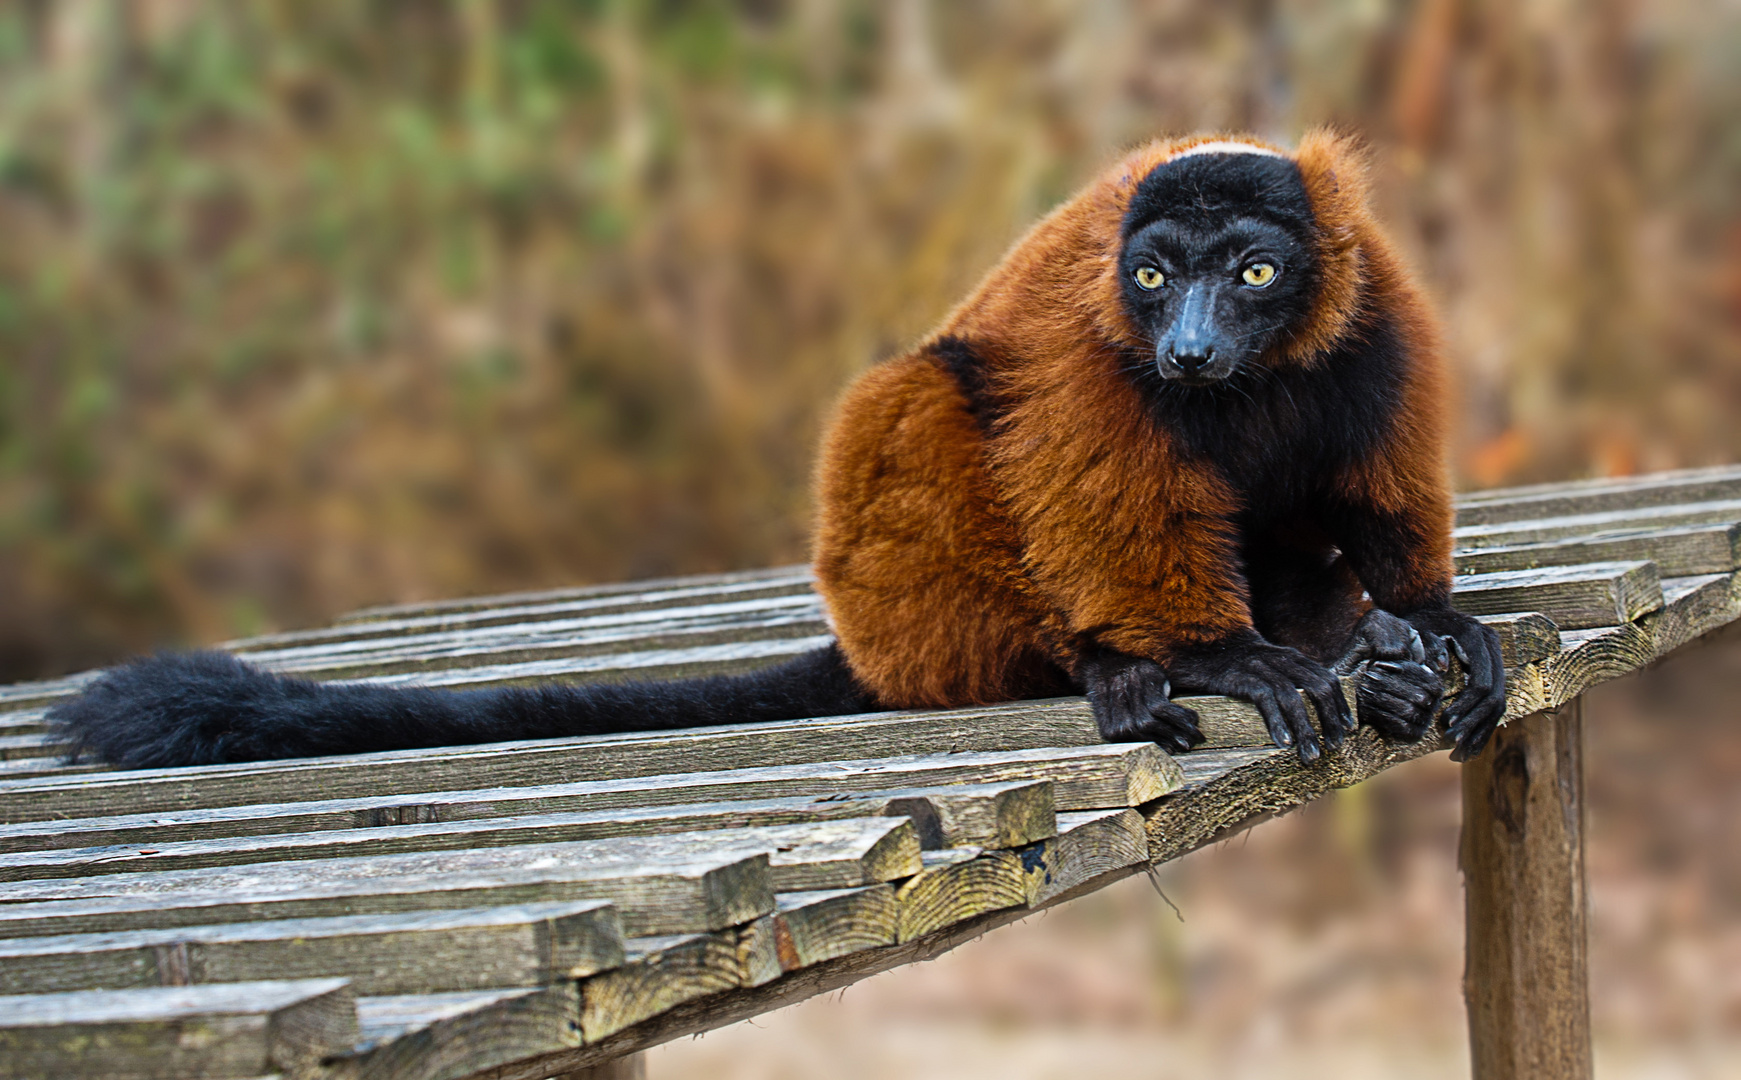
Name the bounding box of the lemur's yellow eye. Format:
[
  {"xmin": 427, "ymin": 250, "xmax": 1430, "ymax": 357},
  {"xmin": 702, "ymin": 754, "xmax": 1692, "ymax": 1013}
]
[
  {"xmin": 1242, "ymin": 262, "xmax": 1277, "ymax": 287},
  {"xmin": 1134, "ymin": 266, "xmax": 1164, "ymax": 290}
]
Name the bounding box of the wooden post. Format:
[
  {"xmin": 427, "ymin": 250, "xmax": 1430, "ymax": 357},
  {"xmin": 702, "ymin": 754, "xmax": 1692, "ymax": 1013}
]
[
  {"xmin": 1460, "ymin": 701, "xmax": 1592, "ymax": 1080},
  {"xmin": 547, "ymin": 1052, "xmax": 646, "ymax": 1080}
]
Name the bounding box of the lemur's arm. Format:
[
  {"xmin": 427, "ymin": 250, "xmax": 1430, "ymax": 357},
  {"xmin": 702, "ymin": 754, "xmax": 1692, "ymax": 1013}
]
[
  {"xmin": 1327, "ymin": 461, "xmax": 1508, "ymax": 761},
  {"xmin": 1026, "ymin": 468, "xmax": 1357, "ymax": 765}
]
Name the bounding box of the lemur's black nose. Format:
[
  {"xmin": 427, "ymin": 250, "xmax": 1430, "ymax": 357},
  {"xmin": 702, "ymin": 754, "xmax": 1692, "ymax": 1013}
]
[{"xmin": 1169, "ymin": 347, "xmax": 1214, "ymax": 374}]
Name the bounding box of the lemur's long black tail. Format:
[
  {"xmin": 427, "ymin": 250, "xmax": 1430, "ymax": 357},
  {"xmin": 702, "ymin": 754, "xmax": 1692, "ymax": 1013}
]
[{"xmin": 48, "ymin": 645, "xmax": 879, "ymax": 769}]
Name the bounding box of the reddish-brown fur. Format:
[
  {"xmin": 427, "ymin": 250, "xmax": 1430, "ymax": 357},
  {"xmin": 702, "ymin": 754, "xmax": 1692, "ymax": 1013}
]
[{"xmin": 813, "ymin": 130, "xmax": 1452, "ymax": 709}]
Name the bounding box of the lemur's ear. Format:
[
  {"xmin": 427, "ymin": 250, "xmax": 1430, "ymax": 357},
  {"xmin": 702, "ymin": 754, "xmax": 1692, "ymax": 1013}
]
[{"xmin": 1289, "ymin": 128, "xmax": 1377, "ymax": 362}]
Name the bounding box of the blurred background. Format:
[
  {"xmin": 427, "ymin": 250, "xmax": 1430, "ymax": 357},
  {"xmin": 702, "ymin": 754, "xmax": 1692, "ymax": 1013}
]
[{"xmin": 0, "ymin": 1, "xmax": 1737, "ymax": 1076}]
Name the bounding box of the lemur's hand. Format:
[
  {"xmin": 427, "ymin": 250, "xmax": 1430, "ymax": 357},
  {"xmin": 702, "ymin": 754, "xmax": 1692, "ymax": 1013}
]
[
  {"xmin": 1401, "ymin": 607, "xmax": 1507, "ymax": 761},
  {"xmin": 1078, "ymin": 646, "xmax": 1203, "ymax": 755},
  {"xmin": 1334, "ymin": 609, "xmax": 1444, "ymax": 742},
  {"xmin": 1165, "ymin": 631, "xmax": 1355, "ymax": 764}
]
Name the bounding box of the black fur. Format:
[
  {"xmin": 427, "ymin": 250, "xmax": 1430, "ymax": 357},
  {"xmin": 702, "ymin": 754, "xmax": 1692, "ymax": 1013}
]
[
  {"xmin": 927, "ymin": 335, "xmax": 1006, "ymax": 433},
  {"xmin": 1088, "ymin": 152, "xmax": 1498, "ymax": 763},
  {"xmin": 50, "ymin": 645, "xmax": 879, "ymax": 769}
]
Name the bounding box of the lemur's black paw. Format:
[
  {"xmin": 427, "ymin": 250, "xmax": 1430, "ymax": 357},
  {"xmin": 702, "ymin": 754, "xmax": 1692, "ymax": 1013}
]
[
  {"xmin": 1356, "ymin": 661, "xmax": 1443, "ymax": 741},
  {"xmin": 1078, "ymin": 647, "xmax": 1203, "ymax": 755},
  {"xmin": 1334, "ymin": 609, "xmax": 1444, "ymax": 742},
  {"xmin": 1166, "ymin": 631, "xmax": 1353, "ymax": 765},
  {"xmin": 1402, "ymin": 607, "xmax": 1507, "ymax": 761}
]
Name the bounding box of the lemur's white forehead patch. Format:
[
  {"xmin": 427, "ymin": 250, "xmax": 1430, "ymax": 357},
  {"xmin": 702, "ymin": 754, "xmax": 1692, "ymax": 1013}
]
[{"xmin": 1171, "ymin": 141, "xmax": 1283, "ymax": 160}]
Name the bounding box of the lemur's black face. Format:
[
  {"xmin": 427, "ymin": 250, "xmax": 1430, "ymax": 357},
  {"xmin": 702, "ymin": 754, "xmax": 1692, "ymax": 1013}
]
[{"xmin": 1118, "ymin": 150, "xmax": 1320, "ymax": 385}]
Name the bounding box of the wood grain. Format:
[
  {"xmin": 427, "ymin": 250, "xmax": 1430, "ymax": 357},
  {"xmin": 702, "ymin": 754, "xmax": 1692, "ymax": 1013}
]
[
  {"xmin": 0, "ymin": 737, "xmax": 1170, "ymax": 824},
  {"xmin": 0, "ymin": 807, "xmax": 921, "ymax": 889},
  {"xmin": 330, "ymin": 565, "xmax": 811, "ymax": 627},
  {"xmin": 893, "ymin": 849, "xmax": 1032, "ymax": 943},
  {"xmin": 1476, "ymin": 612, "xmax": 1561, "ymax": 667},
  {"xmin": 0, "ymin": 838, "xmax": 765, "ymax": 939},
  {"xmin": 1454, "ymin": 464, "xmax": 1741, "ymax": 527},
  {"xmin": 1461, "ymin": 704, "xmax": 1592, "ymax": 1080},
  {"xmin": 0, "ymin": 979, "xmax": 356, "ymax": 1080},
  {"xmin": 345, "ymin": 985, "xmax": 580, "ymax": 1080},
  {"xmin": 1453, "ymin": 498, "xmax": 1741, "ymax": 550},
  {"xmin": 1450, "ymin": 561, "xmax": 1662, "ymax": 629},
  {"xmin": 1030, "ymin": 809, "xmax": 1149, "ymax": 906},
  {"xmin": 0, "ymin": 901, "xmax": 621, "ymax": 996},
  {"xmin": 0, "ymin": 780, "xmax": 1054, "ymax": 860},
  {"xmin": 1455, "ymin": 522, "xmax": 1741, "ymax": 577},
  {"xmin": 770, "ymin": 886, "xmax": 899, "ymax": 972},
  {"xmin": 579, "ymin": 933, "xmax": 740, "ymax": 1042}
]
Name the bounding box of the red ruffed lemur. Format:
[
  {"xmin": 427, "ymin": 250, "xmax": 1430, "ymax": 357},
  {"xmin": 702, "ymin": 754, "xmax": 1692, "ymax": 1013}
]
[{"xmin": 53, "ymin": 130, "xmax": 1507, "ymax": 770}]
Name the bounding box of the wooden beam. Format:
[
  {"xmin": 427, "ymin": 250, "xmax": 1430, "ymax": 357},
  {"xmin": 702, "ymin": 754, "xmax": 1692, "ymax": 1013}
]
[
  {"xmin": 1450, "ymin": 561, "xmax": 1662, "ymax": 629},
  {"xmin": 579, "ymin": 933, "xmax": 741, "ymax": 1042},
  {"xmin": 0, "ymin": 979, "xmax": 356, "ymax": 1080},
  {"xmin": 344, "ymin": 985, "xmax": 580, "ymax": 1080},
  {"xmin": 0, "ymin": 780, "xmax": 1055, "ymax": 859},
  {"xmin": 0, "ymin": 901, "xmax": 623, "ymax": 997},
  {"xmin": 1453, "ymin": 498, "xmax": 1741, "ymax": 550},
  {"xmin": 0, "ymin": 814, "xmax": 924, "ymax": 894},
  {"xmin": 245, "ymin": 598, "xmax": 826, "ymax": 679},
  {"xmin": 0, "ymin": 736, "xmax": 1172, "ymax": 824},
  {"xmin": 263, "ymin": 611, "xmax": 829, "ymax": 683},
  {"xmin": 1455, "ymin": 522, "xmax": 1741, "ymax": 578},
  {"xmin": 331, "ymin": 564, "xmax": 810, "ymax": 626},
  {"xmin": 1454, "ymin": 464, "xmax": 1741, "ymax": 526},
  {"xmin": 0, "ymin": 840, "xmax": 768, "ymax": 939},
  {"xmin": 771, "ymin": 886, "xmax": 899, "ymax": 972},
  {"xmin": 1460, "ymin": 703, "xmax": 1592, "ymax": 1080},
  {"xmin": 1476, "ymin": 613, "xmax": 1561, "ymax": 667}
]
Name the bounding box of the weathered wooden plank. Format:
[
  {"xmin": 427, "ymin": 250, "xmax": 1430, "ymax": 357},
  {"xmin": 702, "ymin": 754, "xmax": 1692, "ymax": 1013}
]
[
  {"xmin": 0, "ymin": 779, "xmax": 1054, "ymax": 858},
  {"xmin": 0, "ymin": 733, "xmax": 60, "ymax": 761},
  {"xmin": 0, "ymin": 840, "xmax": 762, "ymax": 939},
  {"xmin": 0, "ymin": 901, "xmax": 623, "ymax": 997},
  {"xmin": 0, "ymin": 814, "xmax": 922, "ymax": 894},
  {"xmin": 1030, "ymin": 809, "xmax": 1149, "ymax": 906},
  {"xmin": 0, "ymin": 730, "xmax": 1169, "ymax": 824},
  {"xmin": 1461, "ymin": 704, "xmax": 1591, "ymax": 1080},
  {"xmin": 331, "ymin": 564, "xmax": 811, "ymax": 627},
  {"xmin": 277, "ymin": 615, "xmax": 827, "ymax": 683},
  {"xmin": 1143, "ymin": 736, "xmax": 1448, "ymax": 865},
  {"xmin": 730, "ymin": 915, "xmax": 783, "ymax": 989},
  {"xmin": 1450, "ymin": 561, "xmax": 1662, "ymax": 629},
  {"xmin": 0, "ymin": 673, "xmax": 94, "ymax": 714},
  {"xmin": 893, "ymin": 848, "xmax": 1035, "ymax": 943},
  {"xmin": 1651, "ymin": 573, "xmax": 1741, "ymax": 656},
  {"xmin": 0, "ymin": 979, "xmax": 356, "ymax": 1080},
  {"xmin": 352, "ymin": 634, "xmax": 836, "ymax": 691},
  {"xmin": 1454, "ymin": 522, "xmax": 1741, "ymax": 578},
  {"xmin": 703, "ymin": 818, "xmax": 922, "ymax": 893},
  {"xmin": 579, "ymin": 933, "xmax": 740, "ymax": 1042},
  {"xmin": 881, "ymin": 779, "xmax": 1056, "ymax": 851},
  {"xmin": 0, "ymin": 757, "xmax": 102, "ymax": 780},
  {"xmin": 345, "ymin": 985, "xmax": 580, "ymax": 1080},
  {"xmin": 1453, "ymin": 464, "xmax": 1741, "ymax": 527},
  {"xmin": 1477, "ymin": 612, "xmax": 1561, "ymax": 667},
  {"xmin": 243, "ymin": 586, "xmax": 818, "ymax": 659},
  {"xmin": 770, "ymin": 886, "xmax": 899, "ymax": 972},
  {"xmin": 247, "ymin": 599, "xmax": 826, "ymax": 680},
  {"xmin": 0, "ymin": 709, "xmax": 50, "ymax": 736},
  {"xmin": 1453, "ymin": 498, "xmax": 1741, "ymax": 550}
]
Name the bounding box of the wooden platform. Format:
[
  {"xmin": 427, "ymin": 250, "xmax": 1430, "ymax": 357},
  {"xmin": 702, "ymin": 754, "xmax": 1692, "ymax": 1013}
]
[{"xmin": 6, "ymin": 464, "xmax": 1741, "ymax": 1079}]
